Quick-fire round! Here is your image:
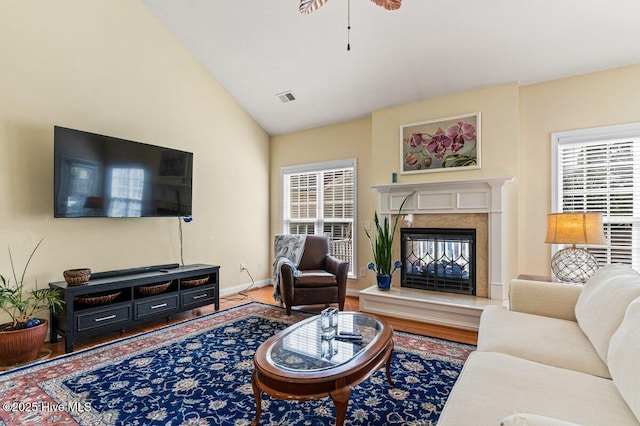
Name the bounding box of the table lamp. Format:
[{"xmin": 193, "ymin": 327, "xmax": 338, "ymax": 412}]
[{"xmin": 545, "ymin": 212, "xmax": 607, "ymax": 283}]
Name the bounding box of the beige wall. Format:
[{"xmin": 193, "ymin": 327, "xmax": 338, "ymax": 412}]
[
  {"xmin": 270, "ymin": 84, "xmax": 520, "ymax": 293},
  {"xmin": 270, "ymin": 118, "xmax": 373, "ymax": 288},
  {"xmin": 0, "ymin": 0, "xmax": 271, "ymax": 322},
  {"xmin": 3, "ymin": 0, "xmax": 637, "ymax": 321},
  {"xmin": 518, "ymin": 63, "xmax": 640, "ymax": 275},
  {"xmin": 371, "ymin": 83, "xmax": 520, "ymax": 186},
  {"xmin": 371, "ymin": 83, "xmax": 520, "ymax": 292},
  {"xmin": 272, "ymin": 65, "xmax": 640, "ymax": 290}
]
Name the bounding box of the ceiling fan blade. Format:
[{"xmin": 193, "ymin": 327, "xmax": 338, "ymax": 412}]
[
  {"xmin": 370, "ymin": 0, "xmax": 402, "ymax": 11},
  {"xmin": 300, "ymin": 0, "xmax": 329, "ymax": 14}
]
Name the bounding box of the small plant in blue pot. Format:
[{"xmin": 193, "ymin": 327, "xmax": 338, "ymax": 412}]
[{"xmin": 364, "ymin": 192, "xmax": 414, "ymax": 291}]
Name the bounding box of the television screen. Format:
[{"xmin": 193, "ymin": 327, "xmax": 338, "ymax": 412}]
[{"xmin": 54, "ymin": 126, "xmax": 193, "ymax": 218}]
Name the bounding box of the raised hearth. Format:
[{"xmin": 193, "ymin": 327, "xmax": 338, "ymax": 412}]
[{"xmin": 359, "ymin": 285, "xmax": 504, "ymax": 330}]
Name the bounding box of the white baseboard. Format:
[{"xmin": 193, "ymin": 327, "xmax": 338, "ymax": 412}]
[{"xmin": 220, "ymin": 279, "xmax": 272, "ymax": 298}]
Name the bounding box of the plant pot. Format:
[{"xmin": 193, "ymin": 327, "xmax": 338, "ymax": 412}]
[
  {"xmin": 376, "ymin": 274, "xmax": 392, "ymax": 291},
  {"xmin": 0, "ymin": 319, "xmax": 48, "ymax": 366}
]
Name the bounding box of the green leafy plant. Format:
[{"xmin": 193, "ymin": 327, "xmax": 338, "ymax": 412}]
[
  {"xmin": 0, "ymin": 239, "xmax": 62, "ymax": 331},
  {"xmin": 365, "ymin": 192, "xmax": 414, "ymax": 276}
]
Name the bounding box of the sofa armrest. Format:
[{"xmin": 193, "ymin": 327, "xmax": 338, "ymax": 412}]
[{"xmin": 509, "ymin": 279, "xmax": 582, "ymax": 321}]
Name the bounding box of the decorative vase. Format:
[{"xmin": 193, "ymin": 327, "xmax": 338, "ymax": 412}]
[
  {"xmin": 376, "ymin": 274, "xmax": 392, "ymax": 291},
  {"xmin": 0, "ymin": 319, "xmax": 48, "ymax": 366}
]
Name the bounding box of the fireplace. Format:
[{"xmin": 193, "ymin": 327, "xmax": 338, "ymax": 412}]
[
  {"xmin": 359, "ymin": 178, "xmax": 513, "ymax": 330},
  {"xmin": 401, "ymin": 228, "xmax": 476, "ymax": 296}
]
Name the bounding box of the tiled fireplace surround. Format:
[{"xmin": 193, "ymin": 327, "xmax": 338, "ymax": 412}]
[{"xmin": 359, "ymin": 178, "xmax": 513, "ymax": 330}]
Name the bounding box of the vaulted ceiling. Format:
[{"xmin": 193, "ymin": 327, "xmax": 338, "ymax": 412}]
[{"xmin": 144, "ymin": 0, "xmax": 640, "ymax": 135}]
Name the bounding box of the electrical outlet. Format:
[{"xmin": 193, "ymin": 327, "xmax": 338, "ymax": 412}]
[
  {"xmin": 240, "ymin": 263, "xmax": 246, "ymax": 271},
  {"xmin": 364, "ymin": 221, "xmax": 371, "ymax": 231},
  {"xmin": 359, "ymin": 267, "xmax": 366, "ymax": 277}
]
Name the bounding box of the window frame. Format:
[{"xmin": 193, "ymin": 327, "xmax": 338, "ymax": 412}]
[
  {"xmin": 551, "ymin": 122, "xmax": 640, "ymax": 271},
  {"xmin": 281, "ymin": 158, "xmax": 357, "ymax": 278}
]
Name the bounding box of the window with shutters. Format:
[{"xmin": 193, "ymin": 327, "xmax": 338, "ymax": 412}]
[
  {"xmin": 282, "ymin": 159, "xmax": 356, "ymax": 277},
  {"xmin": 551, "ymin": 123, "xmax": 640, "ymax": 271}
]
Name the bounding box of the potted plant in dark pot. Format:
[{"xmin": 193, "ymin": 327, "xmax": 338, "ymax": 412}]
[
  {"xmin": 0, "ymin": 239, "xmax": 62, "ymax": 365},
  {"xmin": 365, "ymin": 192, "xmax": 414, "ymax": 290}
]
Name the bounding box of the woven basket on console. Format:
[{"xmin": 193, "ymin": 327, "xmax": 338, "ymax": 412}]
[
  {"xmin": 135, "ymin": 281, "xmax": 172, "ymax": 296},
  {"xmin": 63, "ymin": 268, "xmax": 91, "ymax": 286},
  {"xmin": 181, "ymin": 276, "xmax": 209, "ymax": 288},
  {"xmin": 74, "ymin": 290, "xmax": 121, "ymax": 306}
]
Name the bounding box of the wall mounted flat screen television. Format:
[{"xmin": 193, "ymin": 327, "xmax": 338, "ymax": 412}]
[{"xmin": 54, "ymin": 126, "xmax": 193, "ymax": 218}]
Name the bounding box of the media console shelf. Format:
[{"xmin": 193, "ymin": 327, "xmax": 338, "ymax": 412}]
[{"xmin": 49, "ymin": 263, "xmax": 220, "ymax": 353}]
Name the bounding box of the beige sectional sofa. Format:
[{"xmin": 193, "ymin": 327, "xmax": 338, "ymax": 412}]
[{"xmin": 437, "ymin": 264, "xmax": 640, "ymax": 426}]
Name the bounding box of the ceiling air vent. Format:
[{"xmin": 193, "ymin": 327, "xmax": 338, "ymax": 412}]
[{"xmin": 276, "ymin": 91, "xmax": 296, "ymax": 103}]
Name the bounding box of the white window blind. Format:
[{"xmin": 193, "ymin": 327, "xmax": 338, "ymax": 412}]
[
  {"xmin": 288, "ymin": 173, "xmax": 317, "ymax": 231},
  {"xmin": 552, "ymin": 124, "xmax": 640, "ymax": 270},
  {"xmin": 282, "ymin": 159, "xmax": 356, "ymax": 277}
]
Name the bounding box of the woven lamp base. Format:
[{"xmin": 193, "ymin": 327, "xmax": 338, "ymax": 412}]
[{"xmin": 551, "ymin": 246, "xmax": 599, "ymax": 283}]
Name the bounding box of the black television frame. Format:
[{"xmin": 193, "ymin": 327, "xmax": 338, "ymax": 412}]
[{"xmin": 53, "ymin": 126, "xmax": 193, "ymax": 218}]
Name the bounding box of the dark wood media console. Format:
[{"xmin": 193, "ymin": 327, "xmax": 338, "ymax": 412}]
[{"xmin": 49, "ymin": 263, "xmax": 220, "ymax": 353}]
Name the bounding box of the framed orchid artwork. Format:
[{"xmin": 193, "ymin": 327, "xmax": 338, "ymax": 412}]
[{"xmin": 400, "ymin": 112, "xmax": 480, "ymax": 174}]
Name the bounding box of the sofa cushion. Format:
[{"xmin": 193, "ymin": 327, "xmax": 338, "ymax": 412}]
[
  {"xmin": 608, "ymin": 297, "xmax": 640, "ymax": 421},
  {"xmin": 437, "ymin": 352, "xmax": 638, "ymax": 426},
  {"xmin": 501, "ymin": 413, "xmax": 583, "ymax": 426},
  {"xmin": 478, "ymin": 305, "xmax": 610, "ymax": 378},
  {"xmin": 575, "ymin": 264, "xmax": 640, "ymax": 364}
]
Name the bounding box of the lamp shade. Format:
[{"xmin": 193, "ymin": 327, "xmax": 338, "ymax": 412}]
[{"xmin": 545, "ymin": 212, "xmax": 607, "ymax": 246}]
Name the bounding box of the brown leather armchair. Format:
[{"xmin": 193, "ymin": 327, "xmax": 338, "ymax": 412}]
[{"xmin": 277, "ymin": 235, "xmax": 349, "ymax": 315}]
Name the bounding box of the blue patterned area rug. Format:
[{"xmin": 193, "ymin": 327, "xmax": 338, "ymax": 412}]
[{"xmin": 0, "ymin": 302, "xmax": 475, "ymax": 425}]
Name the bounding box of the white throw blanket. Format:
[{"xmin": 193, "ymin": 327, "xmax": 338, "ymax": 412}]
[{"xmin": 272, "ymin": 234, "xmax": 307, "ymax": 301}]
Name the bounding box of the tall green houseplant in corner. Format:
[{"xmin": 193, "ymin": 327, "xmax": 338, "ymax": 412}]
[
  {"xmin": 0, "ymin": 239, "xmax": 62, "ymax": 365},
  {"xmin": 365, "ymin": 192, "xmax": 414, "ymax": 290}
]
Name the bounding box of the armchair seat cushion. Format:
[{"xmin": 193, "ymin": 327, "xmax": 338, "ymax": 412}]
[{"xmin": 294, "ymin": 271, "xmax": 337, "ymax": 287}]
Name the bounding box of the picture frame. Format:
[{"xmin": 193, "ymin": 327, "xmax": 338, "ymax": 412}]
[{"xmin": 400, "ymin": 112, "xmax": 480, "ymax": 174}]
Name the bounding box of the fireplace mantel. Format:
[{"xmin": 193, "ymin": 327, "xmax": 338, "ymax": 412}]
[
  {"xmin": 371, "ymin": 177, "xmax": 514, "ymax": 299},
  {"xmin": 372, "ymin": 177, "xmax": 514, "ymax": 216}
]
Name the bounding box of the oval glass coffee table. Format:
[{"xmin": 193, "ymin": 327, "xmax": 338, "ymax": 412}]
[{"xmin": 251, "ymin": 312, "xmax": 394, "ymax": 426}]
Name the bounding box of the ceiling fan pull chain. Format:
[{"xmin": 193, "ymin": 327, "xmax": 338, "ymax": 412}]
[{"xmin": 347, "ymin": 0, "xmax": 351, "ymax": 51}]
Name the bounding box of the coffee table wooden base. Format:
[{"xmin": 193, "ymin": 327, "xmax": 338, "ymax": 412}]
[{"xmin": 251, "ymin": 338, "xmax": 394, "ymax": 426}]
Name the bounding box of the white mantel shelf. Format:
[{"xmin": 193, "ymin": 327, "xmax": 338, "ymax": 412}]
[
  {"xmin": 372, "ymin": 176, "xmax": 514, "ymax": 192},
  {"xmin": 371, "ymin": 177, "xmax": 514, "ymax": 215}
]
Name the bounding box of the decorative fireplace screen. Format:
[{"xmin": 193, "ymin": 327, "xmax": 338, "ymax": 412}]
[{"xmin": 401, "ymin": 228, "xmax": 476, "ymax": 295}]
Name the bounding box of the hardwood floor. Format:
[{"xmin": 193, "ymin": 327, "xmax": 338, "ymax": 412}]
[{"xmin": 44, "ymin": 285, "xmax": 478, "ymax": 359}]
